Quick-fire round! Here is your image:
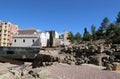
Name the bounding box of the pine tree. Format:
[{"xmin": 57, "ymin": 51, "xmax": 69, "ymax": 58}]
[
  {"xmin": 82, "ymin": 28, "xmax": 91, "ymax": 41},
  {"xmin": 91, "ymin": 25, "xmax": 97, "ymax": 40},
  {"xmin": 49, "ymin": 31, "xmax": 53, "ymax": 47},
  {"xmin": 116, "ymin": 11, "xmax": 120, "ymax": 23},
  {"xmin": 115, "ymin": 11, "xmax": 120, "ymax": 27},
  {"xmin": 67, "ymin": 32, "xmax": 74, "ymax": 43},
  {"xmin": 106, "ymin": 23, "xmax": 120, "ymax": 44},
  {"xmin": 101, "ymin": 17, "xmax": 109, "ymax": 32},
  {"xmin": 96, "ymin": 17, "xmax": 109, "ymax": 39},
  {"xmin": 74, "ymin": 32, "xmax": 82, "ymax": 43}
]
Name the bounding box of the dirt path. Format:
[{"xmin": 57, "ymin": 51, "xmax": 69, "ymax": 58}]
[
  {"xmin": 40, "ymin": 63, "xmax": 120, "ymax": 79},
  {"xmin": 0, "ymin": 63, "xmax": 120, "ymax": 79}
]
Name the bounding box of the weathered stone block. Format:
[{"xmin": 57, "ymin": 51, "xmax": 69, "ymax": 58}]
[{"xmin": 112, "ymin": 62, "xmax": 120, "ymax": 71}]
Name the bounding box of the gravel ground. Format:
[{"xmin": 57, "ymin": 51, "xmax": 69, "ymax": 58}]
[
  {"xmin": 0, "ymin": 63, "xmax": 120, "ymax": 79},
  {"xmin": 40, "ymin": 63, "xmax": 120, "ymax": 79},
  {"xmin": 0, "ymin": 63, "xmax": 18, "ymax": 71}
]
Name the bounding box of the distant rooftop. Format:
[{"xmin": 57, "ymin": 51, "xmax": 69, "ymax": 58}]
[{"xmin": 18, "ymin": 28, "xmax": 40, "ymax": 35}]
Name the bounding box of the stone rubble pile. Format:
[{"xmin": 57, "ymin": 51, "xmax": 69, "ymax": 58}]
[
  {"xmin": 57, "ymin": 44, "xmax": 120, "ymax": 70},
  {"xmin": 0, "ymin": 44, "xmax": 120, "ymax": 79},
  {"xmin": 31, "ymin": 43, "xmax": 120, "ymax": 71}
]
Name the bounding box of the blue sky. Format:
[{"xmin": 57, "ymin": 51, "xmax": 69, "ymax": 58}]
[{"xmin": 0, "ymin": 0, "xmax": 120, "ymax": 34}]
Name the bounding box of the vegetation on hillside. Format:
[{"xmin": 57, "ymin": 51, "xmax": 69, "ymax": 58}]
[{"xmin": 67, "ymin": 11, "xmax": 120, "ymax": 44}]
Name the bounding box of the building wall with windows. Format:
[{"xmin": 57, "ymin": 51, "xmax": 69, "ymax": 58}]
[
  {"xmin": 12, "ymin": 30, "xmax": 49, "ymax": 47},
  {"xmin": 12, "ymin": 28, "xmax": 40, "ymax": 47},
  {"xmin": 0, "ymin": 20, "xmax": 18, "ymax": 46},
  {"xmin": 12, "ymin": 35, "xmax": 40, "ymax": 47}
]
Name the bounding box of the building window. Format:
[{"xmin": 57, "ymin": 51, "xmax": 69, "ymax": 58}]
[
  {"xmin": 33, "ymin": 39, "xmax": 35, "ymax": 43},
  {"xmin": 14, "ymin": 39, "xmax": 16, "ymax": 43},
  {"xmin": 23, "ymin": 39, "xmax": 25, "ymax": 43},
  {"xmin": 5, "ymin": 22, "xmax": 7, "ymax": 25}
]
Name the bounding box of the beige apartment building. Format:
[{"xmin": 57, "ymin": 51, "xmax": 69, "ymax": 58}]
[{"xmin": 0, "ymin": 20, "xmax": 18, "ymax": 46}]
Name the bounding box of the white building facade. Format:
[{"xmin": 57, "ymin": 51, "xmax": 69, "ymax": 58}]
[
  {"xmin": 12, "ymin": 35, "xmax": 40, "ymax": 47},
  {"xmin": 12, "ymin": 28, "xmax": 40, "ymax": 47},
  {"xmin": 39, "ymin": 32, "xmax": 49, "ymax": 47},
  {"xmin": 12, "ymin": 28, "xmax": 69, "ymax": 47}
]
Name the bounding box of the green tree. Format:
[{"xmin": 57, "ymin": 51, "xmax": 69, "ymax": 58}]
[
  {"xmin": 82, "ymin": 28, "xmax": 91, "ymax": 41},
  {"xmin": 96, "ymin": 17, "xmax": 109, "ymax": 39},
  {"xmin": 106, "ymin": 23, "xmax": 116, "ymax": 37},
  {"xmin": 91, "ymin": 25, "xmax": 97, "ymax": 40},
  {"xmin": 115, "ymin": 11, "xmax": 120, "ymax": 27},
  {"xmin": 101, "ymin": 17, "xmax": 109, "ymax": 31},
  {"xmin": 110, "ymin": 28, "xmax": 120, "ymax": 44},
  {"xmin": 96, "ymin": 29, "xmax": 103, "ymax": 39},
  {"xmin": 113, "ymin": 28, "xmax": 120, "ymax": 44},
  {"xmin": 106, "ymin": 23, "xmax": 120, "ymax": 44},
  {"xmin": 67, "ymin": 32, "xmax": 74, "ymax": 43},
  {"xmin": 49, "ymin": 31, "xmax": 53, "ymax": 47},
  {"xmin": 74, "ymin": 32, "xmax": 82, "ymax": 43},
  {"xmin": 116, "ymin": 11, "xmax": 120, "ymax": 23}
]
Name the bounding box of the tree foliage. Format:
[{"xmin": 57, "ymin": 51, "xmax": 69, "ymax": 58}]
[
  {"xmin": 67, "ymin": 11, "xmax": 120, "ymax": 44},
  {"xmin": 49, "ymin": 31, "xmax": 53, "ymax": 47},
  {"xmin": 67, "ymin": 32, "xmax": 74, "ymax": 43},
  {"xmin": 116, "ymin": 11, "xmax": 120, "ymax": 23},
  {"xmin": 96, "ymin": 17, "xmax": 109, "ymax": 39},
  {"xmin": 82, "ymin": 28, "xmax": 91, "ymax": 41},
  {"xmin": 106, "ymin": 23, "xmax": 116, "ymax": 37},
  {"xmin": 74, "ymin": 32, "xmax": 82, "ymax": 43},
  {"xmin": 101, "ymin": 17, "xmax": 109, "ymax": 32},
  {"xmin": 106, "ymin": 23, "xmax": 120, "ymax": 44},
  {"xmin": 91, "ymin": 25, "xmax": 97, "ymax": 41}
]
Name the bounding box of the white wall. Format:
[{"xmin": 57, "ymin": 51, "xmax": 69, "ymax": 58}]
[
  {"xmin": 55, "ymin": 31, "xmax": 59, "ymax": 38},
  {"xmin": 12, "ymin": 36, "xmax": 40, "ymax": 47},
  {"xmin": 39, "ymin": 32, "xmax": 49, "ymax": 47}
]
